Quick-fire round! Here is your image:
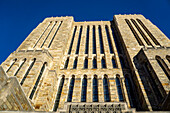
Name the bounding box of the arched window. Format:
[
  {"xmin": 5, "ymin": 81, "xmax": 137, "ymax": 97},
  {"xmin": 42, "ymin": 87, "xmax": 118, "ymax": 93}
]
[
  {"xmin": 105, "ymin": 25, "xmax": 114, "ymax": 53},
  {"xmin": 85, "ymin": 26, "xmax": 89, "ymax": 54},
  {"xmin": 67, "ymin": 75, "xmax": 75, "ymax": 102},
  {"xmin": 116, "ymin": 76, "xmax": 124, "ymax": 101},
  {"xmin": 125, "ymin": 76, "xmax": 136, "ymax": 108},
  {"xmin": 53, "ymin": 75, "xmax": 65, "ymax": 111},
  {"xmin": 68, "ymin": 26, "xmax": 77, "ymax": 54},
  {"xmin": 131, "ymin": 19, "xmax": 152, "ymax": 46},
  {"xmin": 20, "ymin": 58, "xmax": 36, "ymax": 85},
  {"xmin": 84, "ymin": 57, "xmax": 88, "ymax": 69},
  {"xmin": 76, "ymin": 26, "xmax": 83, "ymax": 54},
  {"xmin": 125, "ymin": 19, "xmax": 144, "ymax": 46},
  {"xmin": 136, "ymin": 19, "xmax": 160, "ymax": 46},
  {"xmin": 81, "ymin": 75, "xmax": 87, "ymax": 102},
  {"xmin": 93, "ymin": 57, "xmax": 97, "ymax": 69},
  {"xmin": 166, "ymin": 55, "xmax": 170, "ymax": 63},
  {"xmin": 112, "ymin": 57, "xmax": 117, "ymax": 68},
  {"xmin": 93, "ymin": 75, "xmax": 98, "ymax": 102},
  {"xmin": 64, "ymin": 57, "xmax": 69, "ymax": 69},
  {"xmin": 103, "ymin": 75, "xmax": 110, "ymax": 102},
  {"xmin": 73, "ymin": 57, "xmax": 78, "ymax": 69},
  {"xmin": 98, "ymin": 26, "xmax": 104, "ymax": 54},
  {"xmin": 156, "ymin": 56, "xmax": 170, "ymax": 80},
  {"xmin": 93, "ymin": 26, "xmax": 96, "ymax": 54},
  {"xmin": 101, "ymin": 57, "xmax": 106, "ymax": 68},
  {"xmin": 120, "ymin": 57, "xmax": 125, "ymax": 68},
  {"xmin": 6, "ymin": 58, "xmax": 17, "ymax": 72},
  {"xmin": 14, "ymin": 58, "xmax": 26, "ymax": 76},
  {"xmin": 29, "ymin": 62, "xmax": 47, "ymax": 99}
]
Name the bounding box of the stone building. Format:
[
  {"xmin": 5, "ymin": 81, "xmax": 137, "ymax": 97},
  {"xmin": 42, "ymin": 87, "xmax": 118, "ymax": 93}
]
[{"xmin": 0, "ymin": 14, "xmax": 169, "ymax": 112}]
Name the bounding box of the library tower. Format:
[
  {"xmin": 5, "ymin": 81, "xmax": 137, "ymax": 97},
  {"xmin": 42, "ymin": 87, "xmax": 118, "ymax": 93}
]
[{"xmin": 0, "ymin": 14, "xmax": 170, "ymax": 113}]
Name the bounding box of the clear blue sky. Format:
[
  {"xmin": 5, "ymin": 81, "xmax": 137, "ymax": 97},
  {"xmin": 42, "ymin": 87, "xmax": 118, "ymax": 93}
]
[{"xmin": 0, "ymin": 0, "xmax": 170, "ymax": 64}]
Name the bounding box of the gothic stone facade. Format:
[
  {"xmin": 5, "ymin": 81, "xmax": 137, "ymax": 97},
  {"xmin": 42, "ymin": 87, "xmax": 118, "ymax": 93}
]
[{"xmin": 0, "ymin": 14, "xmax": 170, "ymax": 112}]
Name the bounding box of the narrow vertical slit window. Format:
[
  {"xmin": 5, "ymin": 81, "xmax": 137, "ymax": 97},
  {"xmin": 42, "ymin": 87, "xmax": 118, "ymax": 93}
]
[
  {"xmin": 40, "ymin": 21, "xmax": 57, "ymax": 48},
  {"xmin": 125, "ymin": 19, "xmax": 144, "ymax": 46},
  {"xmin": 14, "ymin": 58, "xmax": 26, "ymax": 76},
  {"xmin": 136, "ymin": 19, "xmax": 161, "ymax": 46},
  {"xmin": 81, "ymin": 75, "xmax": 87, "ymax": 102},
  {"xmin": 93, "ymin": 26, "xmax": 96, "ymax": 54},
  {"xmin": 93, "ymin": 75, "xmax": 98, "ymax": 102},
  {"xmin": 76, "ymin": 26, "xmax": 83, "ymax": 54},
  {"xmin": 116, "ymin": 76, "xmax": 124, "ymax": 102},
  {"xmin": 85, "ymin": 26, "xmax": 89, "ymax": 54},
  {"xmin": 93, "ymin": 57, "xmax": 97, "ymax": 69},
  {"xmin": 67, "ymin": 75, "xmax": 75, "ymax": 102},
  {"xmin": 98, "ymin": 26, "xmax": 104, "ymax": 54},
  {"xmin": 64, "ymin": 57, "xmax": 69, "ymax": 69},
  {"xmin": 73, "ymin": 57, "xmax": 78, "ymax": 69},
  {"xmin": 156, "ymin": 56, "xmax": 170, "ymax": 80},
  {"xmin": 20, "ymin": 58, "xmax": 36, "ymax": 85},
  {"xmin": 125, "ymin": 76, "xmax": 136, "ymax": 108},
  {"xmin": 105, "ymin": 25, "xmax": 114, "ymax": 53},
  {"xmin": 131, "ymin": 19, "xmax": 152, "ymax": 46},
  {"xmin": 112, "ymin": 57, "xmax": 117, "ymax": 68},
  {"xmin": 84, "ymin": 57, "xmax": 88, "ymax": 69},
  {"xmin": 101, "ymin": 57, "xmax": 106, "ymax": 68},
  {"xmin": 103, "ymin": 75, "xmax": 110, "ymax": 102},
  {"xmin": 48, "ymin": 21, "xmax": 63, "ymax": 48},
  {"xmin": 166, "ymin": 55, "xmax": 170, "ymax": 63},
  {"xmin": 6, "ymin": 58, "xmax": 17, "ymax": 73},
  {"xmin": 120, "ymin": 57, "xmax": 125, "ymax": 68},
  {"xmin": 68, "ymin": 26, "xmax": 77, "ymax": 54},
  {"xmin": 29, "ymin": 62, "xmax": 47, "ymax": 99},
  {"xmin": 53, "ymin": 75, "xmax": 65, "ymax": 111}
]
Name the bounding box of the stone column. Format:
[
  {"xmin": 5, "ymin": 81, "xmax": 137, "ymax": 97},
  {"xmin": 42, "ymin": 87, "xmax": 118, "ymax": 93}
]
[
  {"xmin": 86, "ymin": 77, "xmax": 92, "ymax": 102},
  {"xmin": 72, "ymin": 76, "xmax": 82, "ymax": 102},
  {"xmin": 98, "ymin": 77, "xmax": 104, "ymax": 102}
]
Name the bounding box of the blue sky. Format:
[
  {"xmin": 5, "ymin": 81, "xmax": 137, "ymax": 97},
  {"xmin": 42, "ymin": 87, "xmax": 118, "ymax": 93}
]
[{"xmin": 0, "ymin": 0, "xmax": 170, "ymax": 64}]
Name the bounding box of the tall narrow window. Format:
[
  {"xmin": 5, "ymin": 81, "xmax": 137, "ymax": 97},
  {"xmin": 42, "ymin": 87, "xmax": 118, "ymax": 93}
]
[
  {"xmin": 20, "ymin": 58, "xmax": 36, "ymax": 85},
  {"xmin": 125, "ymin": 19, "xmax": 144, "ymax": 46},
  {"xmin": 101, "ymin": 57, "xmax": 106, "ymax": 68},
  {"xmin": 81, "ymin": 75, "xmax": 87, "ymax": 102},
  {"xmin": 93, "ymin": 57, "xmax": 97, "ymax": 69},
  {"xmin": 6, "ymin": 58, "xmax": 17, "ymax": 73},
  {"xmin": 48, "ymin": 21, "xmax": 63, "ymax": 48},
  {"xmin": 131, "ymin": 19, "xmax": 152, "ymax": 46},
  {"xmin": 53, "ymin": 75, "xmax": 65, "ymax": 111},
  {"xmin": 29, "ymin": 62, "xmax": 47, "ymax": 99},
  {"xmin": 73, "ymin": 57, "xmax": 78, "ymax": 69},
  {"xmin": 84, "ymin": 57, "xmax": 88, "ymax": 69},
  {"xmin": 93, "ymin": 75, "xmax": 98, "ymax": 102},
  {"xmin": 67, "ymin": 75, "xmax": 75, "ymax": 102},
  {"xmin": 116, "ymin": 76, "xmax": 124, "ymax": 101},
  {"xmin": 103, "ymin": 75, "xmax": 110, "ymax": 102},
  {"xmin": 125, "ymin": 76, "xmax": 136, "ymax": 108},
  {"xmin": 120, "ymin": 57, "xmax": 125, "ymax": 68},
  {"xmin": 112, "ymin": 57, "xmax": 117, "ymax": 68},
  {"xmin": 105, "ymin": 25, "xmax": 114, "ymax": 53},
  {"xmin": 136, "ymin": 19, "xmax": 160, "ymax": 46},
  {"xmin": 14, "ymin": 58, "xmax": 26, "ymax": 76},
  {"xmin": 76, "ymin": 26, "xmax": 83, "ymax": 54},
  {"xmin": 166, "ymin": 55, "xmax": 170, "ymax": 63},
  {"xmin": 68, "ymin": 26, "xmax": 77, "ymax": 54},
  {"xmin": 85, "ymin": 26, "xmax": 89, "ymax": 54},
  {"xmin": 98, "ymin": 26, "xmax": 104, "ymax": 54},
  {"xmin": 64, "ymin": 57, "xmax": 69, "ymax": 69},
  {"xmin": 156, "ymin": 56, "xmax": 170, "ymax": 80},
  {"xmin": 93, "ymin": 26, "xmax": 96, "ymax": 54}
]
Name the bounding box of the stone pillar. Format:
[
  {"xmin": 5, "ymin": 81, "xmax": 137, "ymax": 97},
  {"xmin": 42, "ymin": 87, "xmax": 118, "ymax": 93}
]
[
  {"xmin": 95, "ymin": 25, "xmax": 101, "ymax": 69},
  {"xmin": 72, "ymin": 76, "xmax": 82, "ymax": 102},
  {"xmin": 86, "ymin": 77, "xmax": 92, "ymax": 102},
  {"xmin": 108, "ymin": 77, "xmax": 118, "ymax": 102},
  {"xmin": 98, "ymin": 77, "xmax": 104, "ymax": 102}
]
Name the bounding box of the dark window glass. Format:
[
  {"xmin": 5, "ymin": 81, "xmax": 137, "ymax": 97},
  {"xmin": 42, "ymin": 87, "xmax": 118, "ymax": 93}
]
[
  {"xmin": 68, "ymin": 26, "xmax": 77, "ymax": 54},
  {"xmin": 101, "ymin": 57, "xmax": 106, "ymax": 68},
  {"xmin": 103, "ymin": 76, "xmax": 110, "ymax": 102},
  {"xmin": 93, "ymin": 76, "xmax": 98, "ymax": 102},
  {"xmin": 67, "ymin": 76, "xmax": 75, "ymax": 102},
  {"xmin": 6, "ymin": 58, "xmax": 17, "ymax": 73},
  {"xmin": 98, "ymin": 26, "xmax": 104, "ymax": 54},
  {"xmin": 81, "ymin": 77, "xmax": 87, "ymax": 102},
  {"xmin": 14, "ymin": 58, "xmax": 26, "ymax": 76},
  {"xmin": 112, "ymin": 57, "xmax": 117, "ymax": 68},
  {"xmin": 73, "ymin": 57, "xmax": 78, "ymax": 69},
  {"xmin": 120, "ymin": 57, "xmax": 125, "ymax": 68},
  {"xmin": 116, "ymin": 77, "xmax": 124, "ymax": 101},
  {"xmin": 64, "ymin": 57, "xmax": 69, "ymax": 69},
  {"xmin": 85, "ymin": 26, "xmax": 89, "ymax": 54},
  {"xmin": 93, "ymin": 58, "xmax": 97, "ymax": 69},
  {"xmin": 105, "ymin": 25, "xmax": 114, "ymax": 53},
  {"xmin": 76, "ymin": 26, "xmax": 83, "ymax": 54},
  {"xmin": 84, "ymin": 58, "xmax": 88, "ymax": 69},
  {"xmin": 93, "ymin": 26, "xmax": 96, "ymax": 54},
  {"xmin": 53, "ymin": 76, "xmax": 65, "ymax": 111}
]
